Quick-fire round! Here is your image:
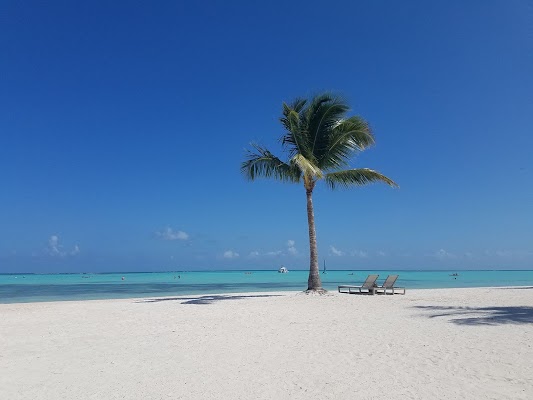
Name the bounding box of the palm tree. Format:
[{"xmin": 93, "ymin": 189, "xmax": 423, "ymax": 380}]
[{"xmin": 241, "ymin": 93, "xmax": 398, "ymax": 293}]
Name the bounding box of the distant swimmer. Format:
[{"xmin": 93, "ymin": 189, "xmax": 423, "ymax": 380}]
[
  {"xmin": 121, "ymin": 276, "xmax": 125, "ymax": 281},
  {"xmin": 449, "ymin": 273, "xmax": 459, "ymax": 277}
]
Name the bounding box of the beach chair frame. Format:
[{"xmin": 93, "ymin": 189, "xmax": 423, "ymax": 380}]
[
  {"xmin": 338, "ymin": 274, "xmax": 379, "ymax": 295},
  {"xmin": 374, "ymin": 275, "xmax": 406, "ymax": 295}
]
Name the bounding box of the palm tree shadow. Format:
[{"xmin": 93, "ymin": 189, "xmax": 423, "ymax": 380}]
[
  {"xmin": 136, "ymin": 294, "xmax": 282, "ymax": 305},
  {"xmin": 414, "ymin": 305, "xmax": 533, "ymax": 326}
]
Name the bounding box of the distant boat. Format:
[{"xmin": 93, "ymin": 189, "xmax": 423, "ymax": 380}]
[
  {"xmin": 322, "ymin": 260, "xmax": 327, "ymax": 274},
  {"xmin": 278, "ymin": 266, "xmax": 288, "ymax": 273}
]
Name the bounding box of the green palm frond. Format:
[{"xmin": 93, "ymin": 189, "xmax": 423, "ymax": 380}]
[
  {"xmin": 286, "ymin": 98, "xmax": 307, "ymax": 114},
  {"xmin": 280, "ymin": 99, "xmax": 307, "ymax": 132},
  {"xmin": 319, "ymin": 116, "xmax": 375, "ymax": 170},
  {"xmin": 280, "ymin": 111, "xmax": 308, "ymax": 157},
  {"xmin": 280, "ymin": 103, "xmax": 312, "ymax": 160},
  {"xmin": 335, "ymin": 116, "xmax": 374, "ymax": 148},
  {"xmin": 241, "ymin": 143, "xmax": 301, "ymax": 183},
  {"xmin": 307, "ymin": 94, "xmax": 349, "ymax": 158},
  {"xmin": 324, "ymin": 168, "xmax": 398, "ymax": 190}
]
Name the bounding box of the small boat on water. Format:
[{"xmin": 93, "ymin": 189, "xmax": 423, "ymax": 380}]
[
  {"xmin": 322, "ymin": 260, "xmax": 327, "ymax": 274},
  {"xmin": 278, "ymin": 266, "xmax": 289, "ymax": 273}
]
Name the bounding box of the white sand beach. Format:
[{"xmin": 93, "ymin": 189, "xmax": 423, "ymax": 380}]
[{"xmin": 1, "ymin": 287, "xmax": 532, "ymax": 400}]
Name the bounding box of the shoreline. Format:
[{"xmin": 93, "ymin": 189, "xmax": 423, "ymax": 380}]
[
  {"xmin": 1, "ymin": 285, "xmax": 533, "ymax": 305},
  {"xmin": 1, "ymin": 287, "xmax": 532, "ymax": 399},
  {"xmin": 3, "ymin": 269, "xmax": 533, "ymax": 304}
]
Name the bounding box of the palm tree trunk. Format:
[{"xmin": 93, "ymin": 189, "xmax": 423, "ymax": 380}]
[{"xmin": 306, "ymin": 187, "xmax": 323, "ymax": 291}]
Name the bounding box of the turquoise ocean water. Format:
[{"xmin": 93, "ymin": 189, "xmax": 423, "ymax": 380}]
[{"xmin": 1, "ymin": 270, "xmax": 533, "ymax": 303}]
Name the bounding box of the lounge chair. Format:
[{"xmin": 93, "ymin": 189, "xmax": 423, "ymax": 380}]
[
  {"xmin": 338, "ymin": 274, "xmax": 379, "ymax": 294},
  {"xmin": 374, "ymin": 275, "xmax": 406, "ymax": 295}
]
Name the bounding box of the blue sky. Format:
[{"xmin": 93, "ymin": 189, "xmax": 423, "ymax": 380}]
[{"xmin": 1, "ymin": 0, "xmax": 531, "ymax": 272}]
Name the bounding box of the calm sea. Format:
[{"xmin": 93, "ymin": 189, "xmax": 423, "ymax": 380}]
[{"xmin": 1, "ymin": 270, "xmax": 533, "ymax": 304}]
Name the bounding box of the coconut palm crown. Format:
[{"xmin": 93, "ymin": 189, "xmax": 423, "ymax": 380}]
[{"xmin": 241, "ymin": 93, "xmax": 398, "ymax": 292}]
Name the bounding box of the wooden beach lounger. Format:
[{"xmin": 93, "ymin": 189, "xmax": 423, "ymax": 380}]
[
  {"xmin": 374, "ymin": 275, "xmax": 406, "ymax": 295},
  {"xmin": 338, "ymin": 274, "xmax": 379, "ymax": 294}
]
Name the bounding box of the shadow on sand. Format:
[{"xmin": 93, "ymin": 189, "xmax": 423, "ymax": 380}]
[
  {"xmin": 414, "ymin": 305, "xmax": 533, "ymax": 326},
  {"xmin": 136, "ymin": 294, "xmax": 282, "ymax": 305}
]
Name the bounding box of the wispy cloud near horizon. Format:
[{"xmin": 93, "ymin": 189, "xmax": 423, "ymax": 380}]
[
  {"xmin": 350, "ymin": 250, "xmax": 368, "ymax": 258},
  {"xmin": 287, "ymin": 240, "xmax": 298, "ymax": 255},
  {"xmin": 434, "ymin": 249, "xmax": 456, "ymax": 259},
  {"xmin": 155, "ymin": 227, "xmax": 189, "ymax": 241},
  {"xmin": 489, "ymin": 250, "xmax": 533, "ymax": 259},
  {"xmin": 330, "ymin": 245, "xmax": 344, "ymax": 256},
  {"xmin": 223, "ymin": 250, "xmax": 239, "ymax": 259},
  {"xmin": 46, "ymin": 235, "xmax": 79, "ymax": 257}
]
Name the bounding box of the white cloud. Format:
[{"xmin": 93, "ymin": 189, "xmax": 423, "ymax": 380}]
[
  {"xmin": 223, "ymin": 250, "xmax": 239, "ymax": 259},
  {"xmin": 493, "ymin": 250, "xmax": 532, "ymax": 259},
  {"xmin": 330, "ymin": 246, "xmax": 344, "ymax": 256},
  {"xmin": 287, "ymin": 240, "xmax": 298, "ymax": 255},
  {"xmin": 377, "ymin": 250, "xmax": 386, "ymax": 257},
  {"xmin": 47, "ymin": 235, "xmax": 61, "ymax": 256},
  {"xmin": 156, "ymin": 227, "xmax": 189, "ymax": 241},
  {"xmin": 247, "ymin": 250, "xmax": 284, "ymax": 257},
  {"xmin": 435, "ymin": 249, "xmax": 456, "ymax": 259},
  {"xmin": 46, "ymin": 235, "xmax": 79, "ymax": 257},
  {"xmin": 70, "ymin": 245, "xmax": 80, "ymax": 256},
  {"xmin": 350, "ymin": 250, "xmax": 368, "ymax": 258}
]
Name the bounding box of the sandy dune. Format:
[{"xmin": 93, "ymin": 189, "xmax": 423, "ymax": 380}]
[{"xmin": 1, "ymin": 287, "xmax": 532, "ymax": 399}]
